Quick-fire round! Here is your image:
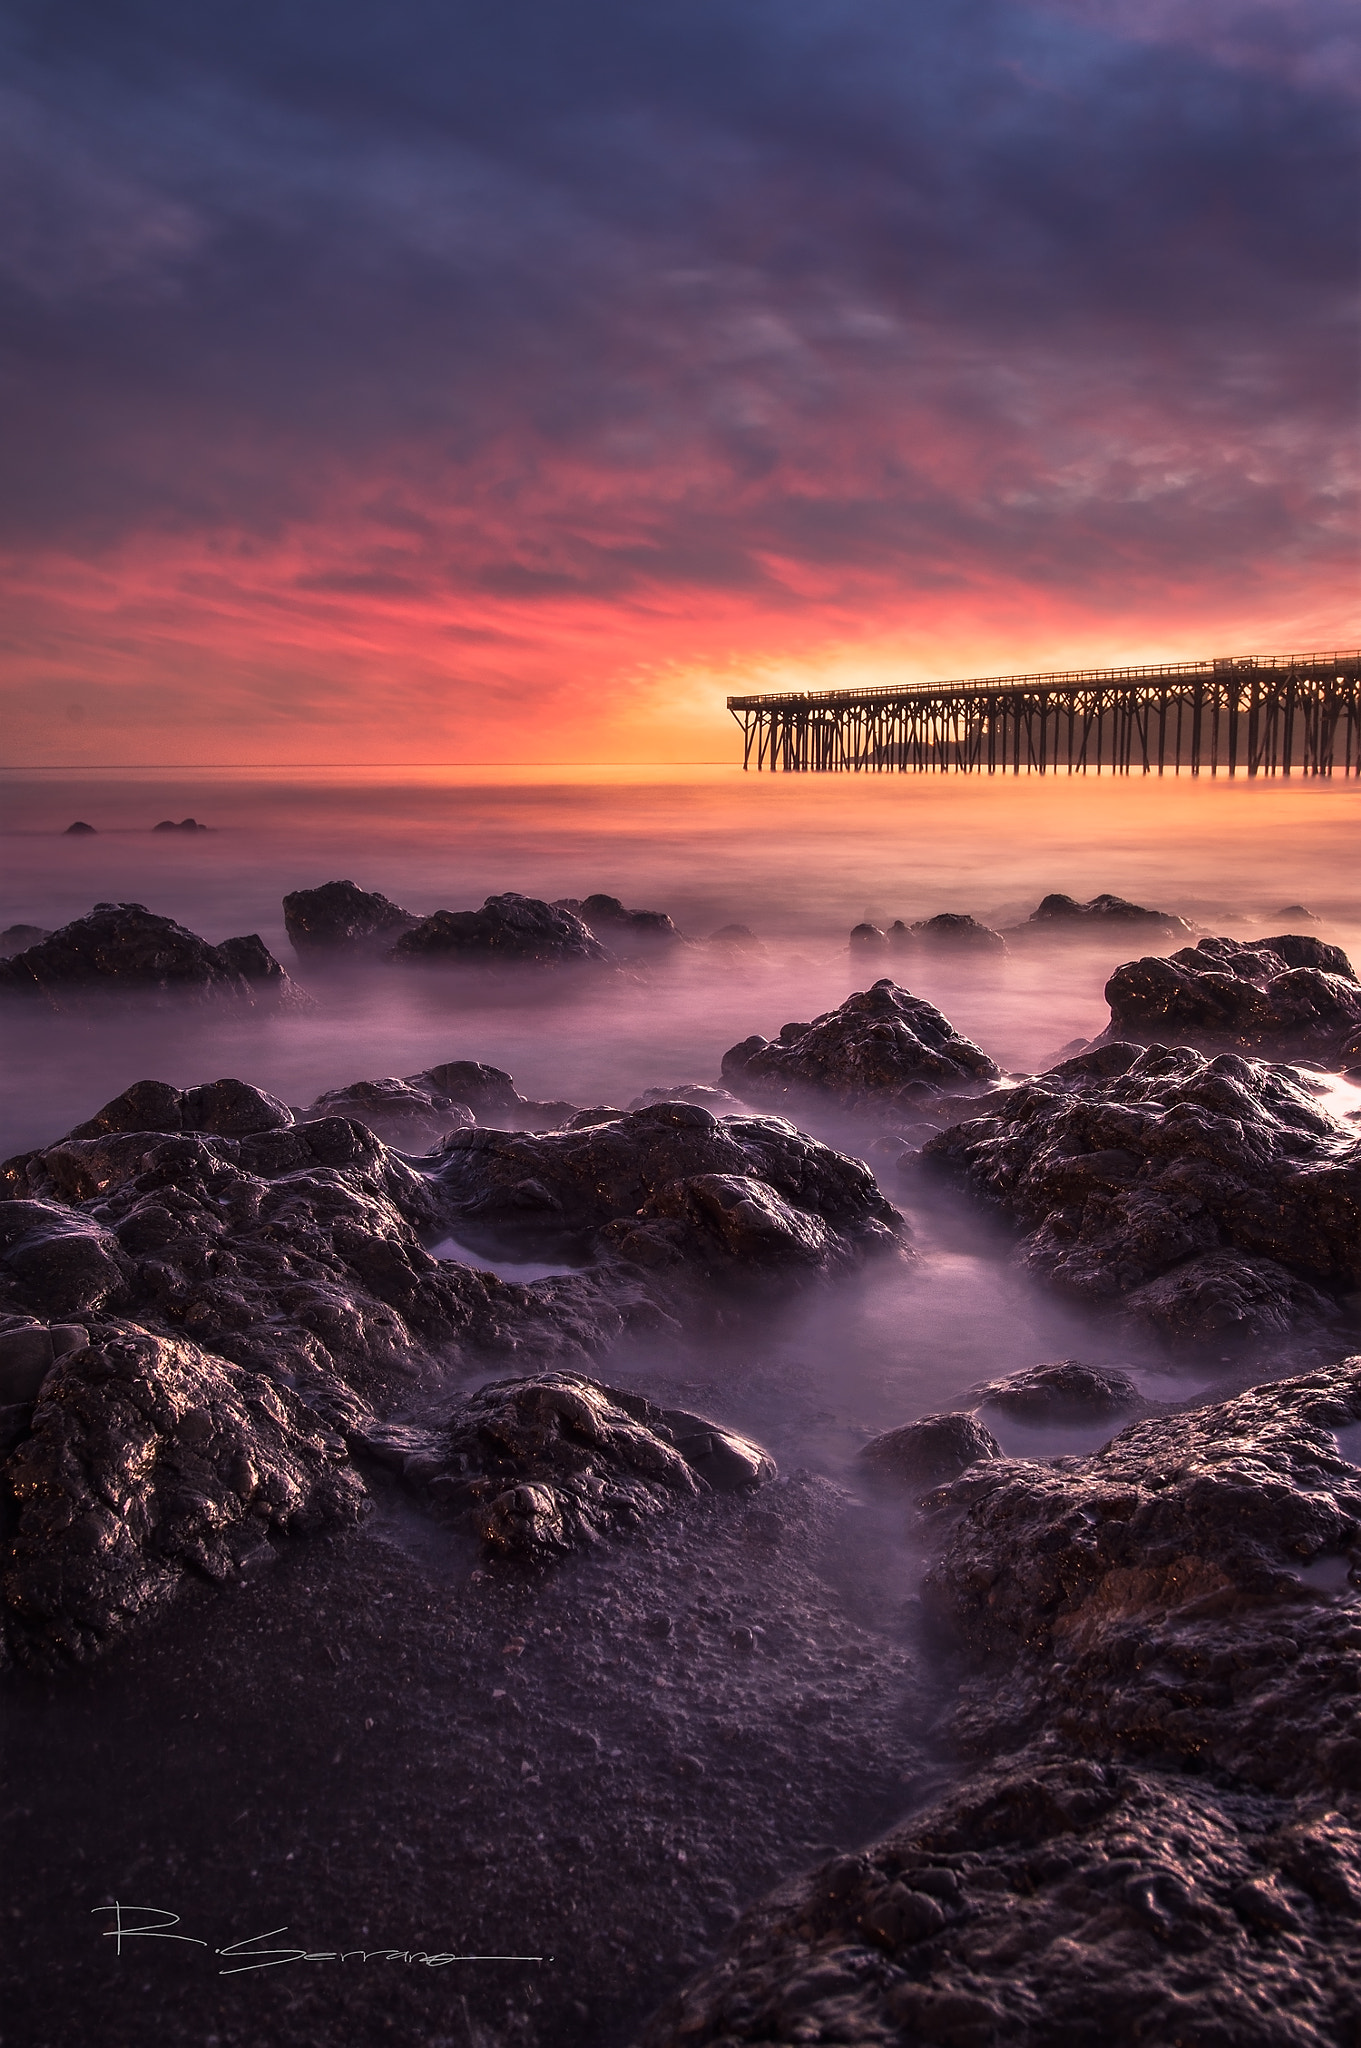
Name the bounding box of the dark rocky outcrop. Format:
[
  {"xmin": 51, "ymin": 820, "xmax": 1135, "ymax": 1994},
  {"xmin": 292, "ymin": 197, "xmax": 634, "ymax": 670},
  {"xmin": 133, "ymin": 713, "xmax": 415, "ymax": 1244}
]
[
  {"xmin": 923, "ymin": 1041, "xmax": 1361, "ymax": 1337},
  {"xmin": 1103, "ymin": 933, "xmax": 1361, "ymax": 1067},
  {"xmin": 722, "ymin": 980, "xmax": 999, "ymax": 1114},
  {"xmin": 390, "ymin": 892, "xmax": 611, "ymax": 967},
  {"xmin": 1, "ymin": 1326, "xmax": 368, "ymax": 1670},
  {"xmin": 0, "ymin": 925, "xmax": 51, "ymax": 957},
  {"xmin": 281, "ymin": 878, "xmax": 419, "ymax": 953},
  {"xmin": 555, "ymin": 893, "xmax": 686, "ymax": 958},
  {"xmin": 849, "ymin": 923, "xmax": 889, "ymax": 954},
  {"xmin": 358, "ymin": 1371, "xmax": 775, "ymax": 1563},
  {"xmin": 0, "ymin": 903, "xmax": 306, "ymax": 1010},
  {"xmin": 302, "ymin": 1060, "xmax": 583, "ymax": 1147},
  {"xmin": 152, "ymin": 818, "xmax": 208, "ymax": 832},
  {"xmin": 889, "ymin": 913, "xmax": 1007, "ymax": 955},
  {"xmin": 63, "ymin": 821, "xmax": 96, "ymax": 835},
  {"xmin": 637, "ymin": 1362, "xmax": 1361, "ymax": 2048},
  {"xmin": 708, "ymin": 924, "xmax": 762, "ymax": 949},
  {"xmin": 859, "ymin": 1412, "xmax": 1001, "ymax": 1489},
  {"xmin": 1020, "ymin": 891, "xmax": 1194, "ymax": 938},
  {"xmin": 430, "ymin": 1102, "xmax": 907, "ymax": 1277},
  {"xmin": 628, "ymin": 1084, "xmax": 749, "ymax": 1116},
  {"xmin": 969, "ymin": 1357, "xmax": 1144, "ymax": 1420}
]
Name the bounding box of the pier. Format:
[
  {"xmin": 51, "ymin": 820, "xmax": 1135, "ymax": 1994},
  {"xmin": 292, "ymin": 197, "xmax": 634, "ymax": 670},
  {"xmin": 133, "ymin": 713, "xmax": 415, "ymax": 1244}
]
[{"xmin": 728, "ymin": 649, "xmax": 1361, "ymax": 775}]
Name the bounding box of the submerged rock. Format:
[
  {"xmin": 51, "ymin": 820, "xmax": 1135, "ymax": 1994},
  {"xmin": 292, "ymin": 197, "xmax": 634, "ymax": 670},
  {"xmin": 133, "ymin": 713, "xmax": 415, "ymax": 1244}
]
[
  {"xmin": 1021, "ymin": 891, "xmax": 1194, "ymax": 937},
  {"xmin": 375, "ymin": 1371, "xmax": 775, "ymax": 1562},
  {"xmin": 1104, "ymin": 933, "xmax": 1361, "ymax": 1067},
  {"xmin": 859, "ymin": 1411, "xmax": 1001, "ymax": 1489},
  {"xmin": 890, "ymin": 912, "xmax": 1007, "ymax": 954},
  {"xmin": 923, "ymin": 1041, "xmax": 1361, "ymax": 1337},
  {"xmin": 281, "ymin": 878, "xmax": 419, "ymax": 953},
  {"xmin": 304, "ymin": 1060, "xmax": 580, "ymax": 1146},
  {"xmin": 969, "ymin": 1358, "xmax": 1144, "ymax": 1420},
  {"xmin": 1, "ymin": 1326, "xmax": 368, "ymax": 1669},
  {"xmin": 62, "ymin": 822, "xmax": 96, "ymax": 836},
  {"xmin": 391, "ymin": 892, "xmax": 611, "ymax": 967},
  {"xmin": 722, "ymin": 979, "xmax": 999, "ymax": 1113},
  {"xmin": 556, "ymin": 893, "xmax": 686, "ymax": 957},
  {"xmin": 0, "ymin": 903, "xmax": 306, "ymax": 1010},
  {"xmin": 152, "ymin": 817, "xmax": 208, "ymax": 832}
]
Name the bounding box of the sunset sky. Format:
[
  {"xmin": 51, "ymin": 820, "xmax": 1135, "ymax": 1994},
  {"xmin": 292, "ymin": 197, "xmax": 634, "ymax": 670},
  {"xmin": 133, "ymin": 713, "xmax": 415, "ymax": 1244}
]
[{"xmin": 2, "ymin": 0, "xmax": 1357, "ymax": 765}]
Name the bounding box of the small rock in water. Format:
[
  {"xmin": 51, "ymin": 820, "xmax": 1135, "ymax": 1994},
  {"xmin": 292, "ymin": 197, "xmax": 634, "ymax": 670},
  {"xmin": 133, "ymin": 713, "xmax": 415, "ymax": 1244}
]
[
  {"xmin": 282, "ymin": 878, "xmax": 419, "ymax": 952},
  {"xmin": 0, "ymin": 903, "xmax": 305, "ymax": 1010},
  {"xmin": 722, "ymin": 978, "xmax": 998, "ymax": 1111},
  {"xmin": 969, "ymin": 1359, "xmax": 1143, "ymax": 1420},
  {"xmin": 859, "ymin": 1412, "xmax": 1001, "ymax": 1488},
  {"xmin": 1102, "ymin": 931, "xmax": 1361, "ymax": 1066},
  {"xmin": 63, "ymin": 822, "xmax": 96, "ymax": 835},
  {"xmin": 152, "ymin": 817, "xmax": 208, "ymax": 832},
  {"xmin": 391, "ymin": 892, "xmax": 611, "ymax": 967}
]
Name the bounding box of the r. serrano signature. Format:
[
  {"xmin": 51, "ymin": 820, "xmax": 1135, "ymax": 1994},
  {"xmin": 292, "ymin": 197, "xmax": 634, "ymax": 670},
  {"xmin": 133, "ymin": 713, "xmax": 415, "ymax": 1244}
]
[{"xmin": 93, "ymin": 1903, "xmax": 550, "ymax": 1975}]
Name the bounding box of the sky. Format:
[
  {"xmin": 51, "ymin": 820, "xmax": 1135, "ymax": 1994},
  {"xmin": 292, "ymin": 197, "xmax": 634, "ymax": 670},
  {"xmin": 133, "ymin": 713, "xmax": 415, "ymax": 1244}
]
[{"xmin": 1, "ymin": 0, "xmax": 1357, "ymax": 765}]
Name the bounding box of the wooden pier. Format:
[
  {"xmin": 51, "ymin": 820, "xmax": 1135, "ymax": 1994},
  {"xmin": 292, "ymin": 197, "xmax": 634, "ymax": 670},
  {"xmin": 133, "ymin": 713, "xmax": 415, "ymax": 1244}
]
[{"xmin": 728, "ymin": 650, "xmax": 1361, "ymax": 776}]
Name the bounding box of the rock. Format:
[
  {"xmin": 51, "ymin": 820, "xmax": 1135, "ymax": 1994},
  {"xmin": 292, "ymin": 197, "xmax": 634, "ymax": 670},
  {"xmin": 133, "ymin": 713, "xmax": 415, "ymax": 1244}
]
[
  {"xmin": 304, "ymin": 1060, "xmax": 582, "ymax": 1145},
  {"xmin": 849, "ymin": 923, "xmax": 889, "ymax": 954},
  {"xmin": 708, "ymin": 924, "xmax": 762, "ymax": 949},
  {"xmin": 636, "ymin": 1753, "xmax": 1361, "ymax": 2048},
  {"xmin": 923, "ymin": 1042, "xmax": 1361, "ymax": 1337},
  {"xmin": 0, "ymin": 925, "xmax": 51, "ymax": 957},
  {"xmin": 68, "ymin": 1077, "xmax": 294, "ymax": 1141},
  {"xmin": 721, "ymin": 980, "xmax": 999, "ymax": 1113},
  {"xmin": 969, "ymin": 1359, "xmax": 1144, "ymax": 1420},
  {"xmin": 281, "ymin": 879, "xmax": 419, "ymax": 953},
  {"xmin": 390, "ymin": 893, "xmax": 611, "ymax": 967},
  {"xmin": 0, "ymin": 903, "xmax": 306, "ymax": 1011},
  {"xmin": 385, "ymin": 1371, "xmax": 775, "ymax": 1562},
  {"xmin": 1275, "ymin": 904, "xmax": 1319, "ymax": 921},
  {"xmin": 152, "ymin": 817, "xmax": 208, "ymax": 832},
  {"xmin": 891, "ymin": 913, "xmax": 1007, "ymax": 954},
  {"xmin": 430, "ymin": 1102, "xmax": 907, "ymax": 1279},
  {"xmin": 555, "ymin": 894, "xmax": 686, "ymax": 958},
  {"xmin": 0, "ymin": 1319, "xmax": 88, "ymax": 1403},
  {"xmin": 1022, "ymin": 891, "xmax": 1194, "ymax": 937},
  {"xmin": 628, "ymin": 1085, "xmax": 749, "ymax": 1116},
  {"xmin": 859, "ymin": 1412, "xmax": 1001, "ymax": 1489},
  {"xmin": 1103, "ymin": 933, "xmax": 1361, "ymax": 1066},
  {"xmin": 63, "ymin": 822, "xmax": 96, "ymax": 835},
  {"xmin": 1, "ymin": 1326, "xmax": 368, "ymax": 1669},
  {"xmin": 924, "ymin": 1359, "xmax": 1361, "ymax": 1790}
]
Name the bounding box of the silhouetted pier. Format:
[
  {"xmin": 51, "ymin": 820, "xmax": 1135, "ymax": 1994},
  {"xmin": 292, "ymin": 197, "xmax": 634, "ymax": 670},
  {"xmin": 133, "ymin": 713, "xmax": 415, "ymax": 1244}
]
[{"xmin": 729, "ymin": 650, "xmax": 1361, "ymax": 776}]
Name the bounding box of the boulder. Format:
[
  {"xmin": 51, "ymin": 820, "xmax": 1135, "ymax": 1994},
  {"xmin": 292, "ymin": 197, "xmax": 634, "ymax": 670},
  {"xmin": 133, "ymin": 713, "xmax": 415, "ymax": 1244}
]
[
  {"xmin": 722, "ymin": 979, "xmax": 999, "ymax": 1112},
  {"xmin": 859, "ymin": 1412, "xmax": 1001, "ymax": 1489},
  {"xmin": 69, "ymin": 1077, "xmax": 294, "ymax": 1141},
  {"xmin": 555, "ymin": 894, "xmax": 686, "ymax": 957},
  {"xmin": 891, "ymin": 913, "xmax": 1007, "ymax": 954},
  {"xmin": 152, "ymin": 817, "xmax": 207, "ymax": 832},
  {"xmin": 1, "ymin": 1326, "xmax": 368, "ymax": 1669},
  {"xmin": 63, "ymin": 822, "xmax": 96, "ymax": 835},
  {"xmin": 281, "ymin": 878, "xmax": 419, "ymax": 953},
  {"xmin": 627, "ymin": 1085, "xmax": 748, "ymax": 1116},
  {"xmin": 368, "ymin": 1371, "xmax": 774, "ymax": 1562},
  {"xmin": 923, "ymin": 1042, "xmax": 1361, "ymax": 1337},
  {"xmin": 430, "ymin": 1101, "xmax": 907, "ymax": 1279},
  {"xmin": 0, "ymin": 925, "xmax": 51, "ymax": 957},
  {"xmin": 390, "ymin": 892, "xmax": 611, "ymax": 967},
  {"xmin": 849, "ymin": 923, "xmax": 889, "ymax": 954},
  {"xmin": 1103, "ymin": 933, "xmax": 1361, "ymax": 1066},
  {"xmin": 0, "ymin": 903, "xmax": 305, "ymax": 1010},
  {"xmin": 303, "ymin": 1060, "xmax": 583, "ymax": 1145},
  {"xmin": 969, "ymin": 1358, "xmax": 1144, "ymax": 1420},
  {"xmin": 1021, "ymin": 891, "xmax": 1194, "ymax": 938}
]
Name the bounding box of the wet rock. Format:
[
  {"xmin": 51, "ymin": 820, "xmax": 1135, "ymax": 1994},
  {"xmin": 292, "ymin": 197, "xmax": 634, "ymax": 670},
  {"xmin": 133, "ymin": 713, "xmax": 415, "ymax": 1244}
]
[
  {"xmin": 891, "ymin": 913, "xmax": 1007, "ymax": 954},
  {"xmin": 722, "ymin": 979, "xmax": 999, "ymax": 1113},
  {"xmin": 849, "ymin": 923, "xmax": 889, "ymax": 954},
  {"xmin": 152, "ymin": 817, "xmax": 208, "ymax": 832},
  {"xmin": 281, "ymin": 878, "xmax": 419, "ymax": 953},
  {"xmin": 1103, "ymin": 933, "xmax": 1361, "ymax": 1067},
  {"xmin": 390, "ymin": 892, "xmax": 611, "ymax": 967},
  {"xmin": 923, "ymin": 1042, "xmax": 1361, "ymax": 1336},
  {"xmin": 0, "ymin": 903, "xmax": 305, "ymax": 1011},
  {"xmin": 63, "ymin": 822, "xmax": 96, "ymax": 835},
  {"xmin": 708, "ymin": 924, "xmax": 762, "ymax": 950},
  {"xmin": 0, "ymin": 1205, "xmax": 129, "ymax": 1318},
  {"xmin": 430, "ymin": 1102, "xmax": 906, "ymax": 1279},
  {"xmin": 925, "ymin": 1359, "xmax": 1361, "ymax": 1792},
  {"xmin": 969, "ymin": 1358, "xmax": 1144, "ymax": 1420},
  {"xmin": 1, "ymin": 1326, "xmax": 368, "ymax": 1669},
  {"xmin": 305, "ymin": 1060, "xmax": 581, "ymax": 1145},
  {"xmin": 628, "ymin": 1085, "xmax": 749, "ymax": 1116},
  {"xmin": 635, "ymin": 1754, "xmax": 1361, "ymax": 2048},
  {"xmin": 860, "ymin": 1412, "xmax": 1001, "ymax": 1489},
  {"xmin": 556, "ymin": 894, "xmax": 686, "ymax": 958},
  {"xmin": 0, "ymin": 1318, "xmax": 87, "ymax": 1403},
  {"xmin": 68, "ymin": 1077, "xmax": 294, "ymax": 1141},
  {"xmin": 389, "ymin": 1371, "xmax": 775, "ymax": 1561},
  {"xmin": 1021, "ymin": 891, "xmax": 1194, "ymax": 937},
  {"xmin": 0, "ymin": 925, "xmax": 51, "ymax": 957}
]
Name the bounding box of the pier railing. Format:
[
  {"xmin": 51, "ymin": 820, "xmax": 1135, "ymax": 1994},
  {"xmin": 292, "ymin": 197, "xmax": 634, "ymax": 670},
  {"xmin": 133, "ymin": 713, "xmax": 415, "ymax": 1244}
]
[{"xmin": 727, "ymin": 650, "xmax": 1361, "ymax": 775}]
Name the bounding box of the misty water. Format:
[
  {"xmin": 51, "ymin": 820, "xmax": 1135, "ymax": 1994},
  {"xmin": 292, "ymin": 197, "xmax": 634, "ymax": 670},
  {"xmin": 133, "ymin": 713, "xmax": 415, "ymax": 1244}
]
[{"xmin": 4, "ymin": 764, "xmax": 1361, "ymax": 2046}]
